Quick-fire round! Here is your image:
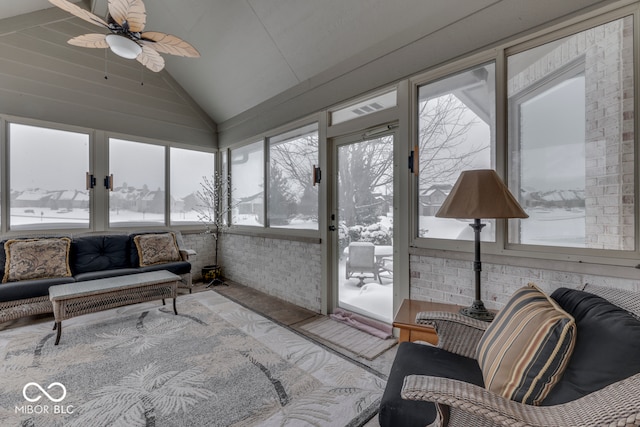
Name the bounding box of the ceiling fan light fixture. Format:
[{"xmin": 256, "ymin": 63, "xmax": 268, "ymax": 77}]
[{"xmin": 105, "ymin": 34, "xmax": 141, "ymax": 59}]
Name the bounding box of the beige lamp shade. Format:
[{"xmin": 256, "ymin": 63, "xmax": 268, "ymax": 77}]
[{"xmin": 436, "ymin": 169, "xmax": 528, "ymax": 219}]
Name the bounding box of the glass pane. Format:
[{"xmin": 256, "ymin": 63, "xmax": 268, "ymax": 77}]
[
  {"xmin": 109, "ymin": 138, "xmax": 165, "ymax": 227},
  {"xmin": 268, "ymin": 123, "xmax": 319, "ymax": 229},
  {"xmin": 221, "ymin": 150, "xmax": 229, "ymax": 226},
  {"xmin": 417, "ymin": 63, "xmax": 495, "ymax": 240},
  {"xmin": 231, "ymin": 141, "xmax": 263, "ymax": 226},
  {"xmin": 331, "ymin": 90, "xmax": 397, "ymax": 125},
  {"xmin": 337, "ymin": 135, "xmax": 394, "ymax": 323},
  {"xmin": 508, "ymin": 16, "xmax": 634, "ymax": 250},
  {"xmin": 9, "ymin": 123, "xmax": 90, "ymax": 230},
  {"xmin": 170, "ymin": 148, "xmax": 215, "ymax": 225}
]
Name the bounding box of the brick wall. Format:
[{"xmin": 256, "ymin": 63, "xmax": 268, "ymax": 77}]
[
  {"xmin": 583, "ymin": 17, "xmax": 634, "ymax": 250},
  {"xmin": 217, "ymin": 233, "xmax": 322, "ymax": 312},
  {"xmin": 181, "ymin": 232, "xmax": 216, "ymax": 281},
  {"xmin": 410, "ymin": 253, "xmax": 640, "ymax": 310}
]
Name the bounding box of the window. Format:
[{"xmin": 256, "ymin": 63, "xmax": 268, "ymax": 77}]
[
  {"xmin": 230, "ymin": 141, "xmax": 263, "ymax": 226},
  {"xmin": 109, "ymin": 138, "xmax": 165, "ymax": 227},
  {"xmin": 416, "ymin": 63, "xmax": 495, "ymax": 241},
  {"xmin": 170, "ymin": 148, "xmax": 215, "ymax": 225},
  {"xmin": 268, "ymin": 123, "xmax": 319, "ymax": 229},
  {"xmin": 507, "ymin": 16, "xmax": 634, "ymax": 251},
  {"xmin": 9, "ymin": 123, "xmax": 90, "ymax": 230}
]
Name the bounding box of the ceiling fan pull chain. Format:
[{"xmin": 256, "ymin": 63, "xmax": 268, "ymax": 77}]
[
  {"xmin": 141, "ymin": 65, "xmax": 144, "ymax": 86},
  {"xmin": 104, "ymin": 48, "xmax": 108, "ymax": 80}
]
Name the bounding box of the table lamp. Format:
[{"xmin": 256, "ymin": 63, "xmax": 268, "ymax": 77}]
[{"xmin": 435, "ymin": 169, "xmax": 528, "ymax": 321}]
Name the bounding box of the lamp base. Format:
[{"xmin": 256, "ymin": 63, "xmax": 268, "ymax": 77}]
[{"xmin": 460, "ymin": 300, "xmax": 495, "ymax": 322}]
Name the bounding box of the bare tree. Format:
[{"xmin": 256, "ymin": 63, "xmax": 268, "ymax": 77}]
[
  {"xmin": 195, "ymin": 173, "xmax": 233, "ymax": 267},
  {"xmin": 269, "ymin": 93, "xmax": 486, "ymax": 229},
  {"xmin": 418, "ymin": 94, "xmax": 488, "ymax": 187},
  {"xmin": 269, "ymin": 133, "xmax": 319, "ymax": 222},
  {"xmin": 338, "ymin": 136, "xmax": 393, "ymax": 227}
]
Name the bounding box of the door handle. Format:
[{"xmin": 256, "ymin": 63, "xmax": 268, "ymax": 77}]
[{"xmin": 328, "ymin": 225, "xmax": 336, "ymax": 231}]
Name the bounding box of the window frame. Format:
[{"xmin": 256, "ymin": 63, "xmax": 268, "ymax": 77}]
[
  {"xmin": 413, "ymin": 60, "xmax": 498, "ymax": 243},
  {"xmin": 103, "ymin": 132, "xmax": 217, "ymax": 232},
  {"xmin": 267, "ymin": 122, "xmax": 320, "ymax": 231},
  {"xmin": 0, "ymin": 117, "xmax": 217, "ymax": 236},
  {"xmin": 107, "ymin": 135, "xmax": 168, "ymax": 228},
  {"xmin": 3, "ymin": 117, "xmax": 95, "ymax": 234},
  {"xmin": 410, "ymin": 51, "xmax": 501, "ymax": 254},
  {"xmin": 223, "ymin": 115, "xmax": 323, "ymax": 241},
  {"xmin": 410, "ymin": 6, "xmax": 640, "ymax": 268},
  {"xmin": 169, "ymin": 146, "xmax": 217, "ymax": 227}
]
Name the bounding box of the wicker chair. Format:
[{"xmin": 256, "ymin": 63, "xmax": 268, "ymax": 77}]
[{"xmin": 399, "ymin": 284, "xmax": 640, "ymax": 427}]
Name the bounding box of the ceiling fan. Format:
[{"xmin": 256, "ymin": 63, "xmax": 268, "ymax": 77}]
[{"xmin": 48, "ymin": 0, "xmax": 200, "ymax": 72}]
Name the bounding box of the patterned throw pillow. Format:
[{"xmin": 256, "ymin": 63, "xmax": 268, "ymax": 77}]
[
  {"xmin": 476, "ymin": 283, "xmax": 576, "ymax": 405},
  {"xmin": 3, "ymin": 237, "xmax": 72, "ymax": 283},
  {"xmin": 134, "ymin": 233, "xmax": 181, "ymax": 267}
]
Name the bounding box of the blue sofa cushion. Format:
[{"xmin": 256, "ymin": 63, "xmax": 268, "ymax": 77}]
[
  {"xmin": 74, "ymin": 268, "xmax": 141, "ymax": 282},
  {"xmin": 71, "ymin": 235, "xmax": 131, "ymax": 275},
  {"xmin": 0, "ymin": 277, "xmax": 75, "ymax": 302},
  {"xmin": 379, "ymin": 342, "xmax": 484, "ymax": 427},
  {"xmin": 138, "ymin": 261, "xmax": 191, "ymax": 276},
  {"xmin": 544, "ymin": 287, "xmax": 640, "ymax": 405}
]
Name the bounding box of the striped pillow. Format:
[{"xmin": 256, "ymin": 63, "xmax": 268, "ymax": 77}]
[{"xmin": 476, "ymin": 283, "xmax": 576, "ymax": 405}]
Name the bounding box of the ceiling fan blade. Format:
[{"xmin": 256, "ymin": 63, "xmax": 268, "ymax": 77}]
[
  {"xmin": 68, "ymin": 34, "xmax": 109, "ymax": 49},
  {"xmin": 136, "ymin": 45, "xmax": 165, "ymax": 72},
  {"xmin": 49, "ymin": 0, "xmax": 108, "ymax": 28},
  {"xmin": 108, "ymin": 0, "xmax": 146, "ymax": 33},
  {"xmin": 140, "ymin": 32, "xmax": 200, "ymax": 58}
]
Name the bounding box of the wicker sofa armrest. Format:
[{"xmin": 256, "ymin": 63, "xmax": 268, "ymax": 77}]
[
  {"xmin": 401, "ymin": 373, "xmax": 640, "ymax": 427},
  {"xmin": 415, "ymin": 311, "xmax": 489, "ymax": 358},
  {"xmin": 179, "ymin": 249, "xmax": 196, "ymax": 261}
]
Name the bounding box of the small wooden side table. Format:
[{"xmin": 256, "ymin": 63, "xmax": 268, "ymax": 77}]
[{"xmin": 392, "ymin": 299, "xmax": 464, "ymax": 345}]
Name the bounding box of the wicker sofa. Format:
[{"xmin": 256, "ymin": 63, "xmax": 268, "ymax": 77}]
[
  {"xmin": 0, "ymin": 231, "xmax": 193, "ymax": 323},
  {"xmin": 379, "ymin": 284, "xmax": 640, "ymax": 427}
]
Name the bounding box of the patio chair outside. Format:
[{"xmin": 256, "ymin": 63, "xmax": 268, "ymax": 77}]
[{"xmin": 346, "ymin": 242, "xmax": 382, "ymax": 285}]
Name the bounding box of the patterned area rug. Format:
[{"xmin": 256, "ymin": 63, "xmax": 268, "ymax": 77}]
[{"xmin": 0, "ymin": 291, "xmax": 384, "ymax": 426}]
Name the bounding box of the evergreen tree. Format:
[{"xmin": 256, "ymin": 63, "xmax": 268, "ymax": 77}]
[{"xmin": 268, "ymin": 165, "xmax": 298, "ymax": 225}]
